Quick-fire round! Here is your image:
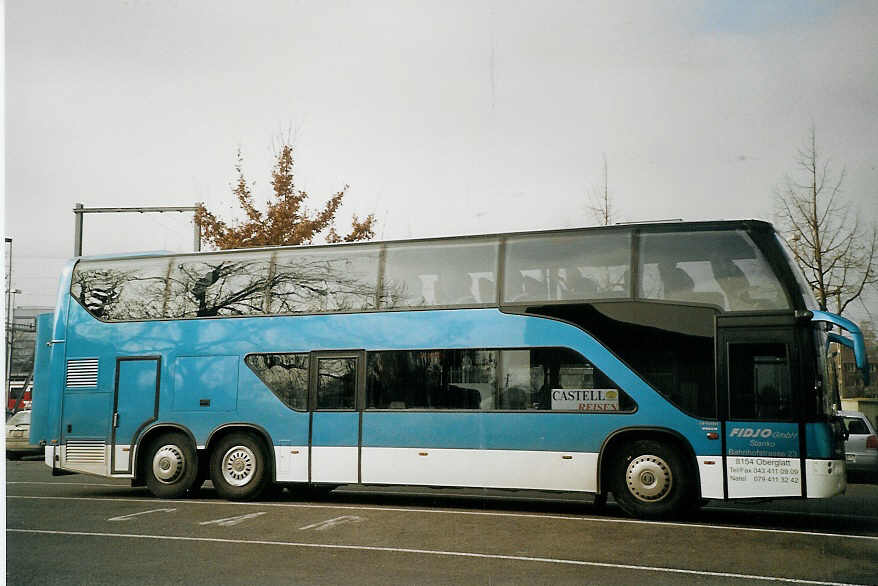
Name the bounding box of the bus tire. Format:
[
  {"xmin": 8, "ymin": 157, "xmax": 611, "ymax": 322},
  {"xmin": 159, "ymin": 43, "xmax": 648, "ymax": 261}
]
[
  {"xmin": 144, "ymin": 432, "xmax": 198, "ymax": 499},
  {"xmin": 611, "ymin": 439, "xmax": 693, "ymax": 519},
  {"xmin": 209, "ymin": 432, "xmax": 269, "ymax": 501}
]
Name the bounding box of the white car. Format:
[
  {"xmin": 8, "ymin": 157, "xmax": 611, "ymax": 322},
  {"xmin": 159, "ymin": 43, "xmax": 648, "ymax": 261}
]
[
  {"xmin": 839, "ymin": 410, "xmax": 878, "ymax": 482},
  {"xmin": 5, "ymin": 410, "xmax": 42, "ymax": 460}
]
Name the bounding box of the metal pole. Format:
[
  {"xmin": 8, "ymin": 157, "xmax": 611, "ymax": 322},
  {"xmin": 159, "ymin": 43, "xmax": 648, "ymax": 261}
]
[
  {"xmin": 5, "ymin": 293, "xmax": 15, "ymax": 411},
  {"xmin": 4, "ymin": 237, "xmax": 11, "ymax": 412},
  {"xmin": 4, "ymin": 238, "xmax": 11, "ymax": 336},
  {"xmin": 193, "ymin": 202, "xmax": 202, "ymax": 252},
  {"xmin": 73, "ymin": 204, "xmax": 199, "ymax": 255},
  {"xmin": 74, "ymin": 203, "xmax": 84, "ymax": 256},
  {"xmin": 5, "ymin": 288, "xmax": 19, "ymax": 413}
]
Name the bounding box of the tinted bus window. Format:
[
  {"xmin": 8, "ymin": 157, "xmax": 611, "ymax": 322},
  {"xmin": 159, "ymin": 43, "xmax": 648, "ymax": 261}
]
[
  {"xmin": 382, "ymin": 240, "xmax": 498, "ymax": 308},
  {"xmin": 366, "ymin": 347, "xmax": 634, "ymax": 412},
  {"xmin": 499, "ymin": 347, "xmax": 634, "ymax": 412},
  {"xmin": 503, "ymin": 232, "xmax": 631, "ymax": 303},
  {"xmin": 316, "ymin": 357, "xmax": 357, "ymax": 410},
  {"xmin": 244, "ymin": 353, "xmax": 309, "ymax": 411},
  {"xmin": 728, "ymin": 343, "xmax": 792, "ymax": 420},
  {"xmin": 268, "ymin": 246, "xmax": 381, "ymax": 314},
  {"xmin": 169, "ymin": 252, "xmax": 272, "ymax": 318},
  {"xmin": 71, "ymin": 257, "xmax": 173, "ymax": 320},
  {"xmin": 366, "ymin": 349, "xmax": 497, "ymax": 409},
  {"xmin": 638, "ymin": 230, "xmax": 789, "ymax": 311}
]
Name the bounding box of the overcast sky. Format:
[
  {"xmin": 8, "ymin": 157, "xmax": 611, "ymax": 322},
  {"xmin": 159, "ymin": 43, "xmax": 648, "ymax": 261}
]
[{"xmin": 4, "ymin": 1, "xmax": 878, "ymax": 315}]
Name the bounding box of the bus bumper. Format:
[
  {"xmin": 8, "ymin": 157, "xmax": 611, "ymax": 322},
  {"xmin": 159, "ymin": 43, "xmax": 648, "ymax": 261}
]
[
  {"xmin": 44, "ymin": 445, "xmax": 77, "ymax": 476},
  {"xmin": 44, "ymin": 444, "xmax": 56, "ymax": 469},
  {"xmin": 805, "ymin": 459, "xmax": 846, "ymax": 498}
]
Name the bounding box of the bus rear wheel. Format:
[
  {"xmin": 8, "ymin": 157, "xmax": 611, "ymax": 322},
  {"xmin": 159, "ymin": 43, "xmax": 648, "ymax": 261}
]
[
  {"xmin": 209, "ymin": 432, "xmax": 269, "ymax": 501},
  {"xmin": 611, "ymin": 439, "xmax": 693, "ymax": 519},
  {"xmin": 144, "ymin": 432, "xmax": 198, "ymax": 499}
]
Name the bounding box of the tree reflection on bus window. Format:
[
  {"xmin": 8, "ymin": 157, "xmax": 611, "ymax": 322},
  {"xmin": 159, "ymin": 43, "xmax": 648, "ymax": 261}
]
[
  {"xmin": 244, "ymin": 353, "xmax": 309, "ymax": 411},
  {"xmin": 71, "ymin": 258, "xmax": 172, "ymax": 320}
]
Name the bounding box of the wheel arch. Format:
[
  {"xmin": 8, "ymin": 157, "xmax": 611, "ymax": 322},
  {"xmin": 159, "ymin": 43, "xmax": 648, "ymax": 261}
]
[
  {"xmin": 205, "ymin": 423, "xmax": 276, "ymax": 481},
  {"xmin": 133, "ymin": 423, "xmax": 198, "ymax": 484},
  {"xmin": 597, "ymin": 426, "xmax": 701, "ymax": 498}
]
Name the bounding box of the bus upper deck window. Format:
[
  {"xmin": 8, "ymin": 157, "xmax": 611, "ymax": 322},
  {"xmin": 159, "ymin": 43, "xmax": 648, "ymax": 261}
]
[
  {"xmin": 638, "ymin": 230, "xmax": 789, "ymax": 311},
  {"xmin": 382, "ymin": 240, "xmax": 498, "ymax": 309},
  {"xmin": 503, "ymin": 232, "xmax": 631, "ymax": 304}
]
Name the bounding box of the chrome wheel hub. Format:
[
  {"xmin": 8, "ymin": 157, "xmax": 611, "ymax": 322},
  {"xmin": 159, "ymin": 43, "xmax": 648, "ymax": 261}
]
[
  {"xmin": 152, "ymin": 444, "xmax": 185, "ymax": 484},
  {"xmin": 222, "ymin": 445, "xmax": 256, "ymax": 487},
  {"xmin": 625, "ymin": 454, "xmax": 672, "ymax": 502}
]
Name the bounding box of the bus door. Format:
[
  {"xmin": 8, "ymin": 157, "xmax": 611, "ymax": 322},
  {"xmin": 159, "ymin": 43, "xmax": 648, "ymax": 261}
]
[
  {"xmin": 110, "ymin": 357, "xmax": 161, "ymax": 474},
  {"xmin": 309, "ymin": 351, "xmax": 364, "ymax": 484},
  {"xmin": 717, "ymin": 314, "xmax": 804, "ymax": 499}
]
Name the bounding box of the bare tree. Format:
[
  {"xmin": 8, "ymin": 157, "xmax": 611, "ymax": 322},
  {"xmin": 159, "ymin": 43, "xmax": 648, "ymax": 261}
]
[
  {"xmin": 775, "ymin": 126, "xmax": 877, "ymax": 316},
  {"xmin": 586, "ymin": 154, "xmax": 619, "ymax": 226}
]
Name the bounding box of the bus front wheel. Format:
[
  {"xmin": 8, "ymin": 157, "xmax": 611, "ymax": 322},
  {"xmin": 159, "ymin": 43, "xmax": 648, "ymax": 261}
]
[
  {"xmin": 611, "ymin": 439, "xmax": 693, "ymax": 519},
  {"xmin": 209, "ymin": 432, "xmax": 269, "ymax": 501},
  {"xmin": 144, "ymin": 432, "xmax": 198, "ymax": 499}
]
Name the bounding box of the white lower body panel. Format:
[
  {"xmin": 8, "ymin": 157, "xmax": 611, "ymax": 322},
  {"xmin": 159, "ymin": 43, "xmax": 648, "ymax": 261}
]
[
  {"xmin": 362, "ymin": 447, "xmax": 597, "ymax": 492},
  {"xmin": 274, "ymin": 446, "xmax": 309, "ymax": 482},
  {"xmin": 726, "ymin": 456, "xmax": 847, "ymax": 499},
  {"xmin": 60, "ymin": 441, "xmax": 110, "ymax": 476},
  {"xmin": 312, "ymin": 446, "xmax": 358, "ymax": 483},
  {"xmin": 697, "ymin": 456, "xmax": 725, "ymax": 499},
  {"xmin": 112, "ymin": 444, "xmax": 132, "ymax": 474},
  {"xmin": 726, "ymin": 456, "xmax": 801, "ymax": 498}
]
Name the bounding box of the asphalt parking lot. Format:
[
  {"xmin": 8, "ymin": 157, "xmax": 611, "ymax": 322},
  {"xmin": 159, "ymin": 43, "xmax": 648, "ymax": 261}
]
[{"xmin": 6, "ymin": 458, "xmax": 878, "ymax": 585}]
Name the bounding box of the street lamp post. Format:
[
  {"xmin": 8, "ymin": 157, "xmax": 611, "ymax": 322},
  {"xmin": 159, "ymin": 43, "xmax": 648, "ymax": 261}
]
[{"xmin": 5, "ymin": 288, "xmax": 21, "ymax": 413}]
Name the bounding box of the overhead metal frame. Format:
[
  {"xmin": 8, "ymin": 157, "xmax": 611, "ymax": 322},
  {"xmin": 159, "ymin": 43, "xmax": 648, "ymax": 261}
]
[{"xmin": 73, "ymin": 203, "xmax": 202, "ymax": 256}]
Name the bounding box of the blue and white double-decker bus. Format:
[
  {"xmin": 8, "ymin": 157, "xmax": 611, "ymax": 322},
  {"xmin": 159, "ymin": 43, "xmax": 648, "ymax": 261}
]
[{"xmin": 30, "ymin": 220, "xmax": 869, "ymax": 518}]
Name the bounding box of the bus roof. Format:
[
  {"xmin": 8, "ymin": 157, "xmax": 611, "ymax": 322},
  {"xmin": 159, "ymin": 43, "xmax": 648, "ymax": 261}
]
[{"xmin": 74, "ymin": 219, "xmax": 776, "ymax": 263}]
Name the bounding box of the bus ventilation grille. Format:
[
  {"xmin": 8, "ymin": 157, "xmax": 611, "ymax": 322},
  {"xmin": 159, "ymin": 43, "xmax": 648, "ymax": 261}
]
[
  {"xmin": 65, "ymin": 441, "xmax": 105, "ymax": 464},
  {"xmin": 66, "ymin": 359, "xmax": 99, "ymax": 388}
]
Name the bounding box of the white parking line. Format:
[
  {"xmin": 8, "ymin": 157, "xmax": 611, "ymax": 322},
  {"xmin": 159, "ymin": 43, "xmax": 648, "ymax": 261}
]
[
  {"xmin": 199, "ymin": 512, "xmax": 266, "ymax": 527},
  {"xmin": 337, "ymin": 488, "xmax": 878, "ymax": 522},
  {"xmin": 108, "ymin": 508, "xmax": 176, "ymax": 521},
  {"xmin": 11, "ymin": 481, "xmax": 878, "ymax": 523},
  {"xmin": 299, "ymin": 515, "xmax": 365, "ymax": 531},
  {"xmin": 6, "ymin": 528, "xmax": 866, "ymax": 586},
  {"xmin": 8, "ymin": 495, "xmax": 878, "ymax": 542},
  {"xmin": 7, "ymin": 481, "xmax": 133, "ymax": 488}
]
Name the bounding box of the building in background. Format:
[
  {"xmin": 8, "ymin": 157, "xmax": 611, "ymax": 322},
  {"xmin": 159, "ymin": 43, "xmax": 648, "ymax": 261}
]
[{"xmin": 838, "ymin": 321, "xmax": 878, "ymax": 428}]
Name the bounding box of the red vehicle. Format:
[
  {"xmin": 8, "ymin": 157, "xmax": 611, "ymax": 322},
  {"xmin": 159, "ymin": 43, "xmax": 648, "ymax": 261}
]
[{"xmin": 7, "ymin": 383, "xmax": 32, "ymax": 412}]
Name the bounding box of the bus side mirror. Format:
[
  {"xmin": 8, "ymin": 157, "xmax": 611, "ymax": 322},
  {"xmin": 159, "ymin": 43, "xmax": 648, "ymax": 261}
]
[{"xmin": 813, "ymin": 311, "xmax": 870, "ymax": 387}]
